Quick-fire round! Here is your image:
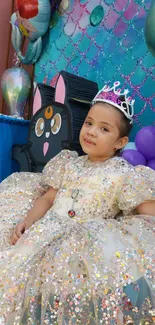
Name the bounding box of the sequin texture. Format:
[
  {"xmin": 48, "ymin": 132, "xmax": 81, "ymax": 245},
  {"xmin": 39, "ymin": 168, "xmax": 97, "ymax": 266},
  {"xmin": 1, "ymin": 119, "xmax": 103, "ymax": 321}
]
[{"xmin": 0, "ymin": 150, "xmax": 155, "ymax": 324}]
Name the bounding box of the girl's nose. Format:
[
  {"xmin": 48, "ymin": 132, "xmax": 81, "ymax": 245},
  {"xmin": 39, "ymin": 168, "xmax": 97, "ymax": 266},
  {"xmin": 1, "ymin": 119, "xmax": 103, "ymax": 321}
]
[{"xmin": 87, "ymin": 126, "xmax": 97, "ymax": 137}]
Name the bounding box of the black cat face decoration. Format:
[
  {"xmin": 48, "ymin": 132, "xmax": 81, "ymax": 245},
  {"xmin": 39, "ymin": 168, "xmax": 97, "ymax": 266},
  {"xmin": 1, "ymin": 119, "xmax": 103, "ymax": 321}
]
[
  {"xmin": 13, "ymin": 72, "xmax": 98, "ymax": 172},
  {"xmin": 26, "ymin": 74, "xmax": 73, "ymax": 166},
  {"xmin": 28, "ymin": 102, "xmax": 71, "ymax": 165},
  {"xmin": 12, "ymin": 71, "xmax": 98, "ymax": 173}
]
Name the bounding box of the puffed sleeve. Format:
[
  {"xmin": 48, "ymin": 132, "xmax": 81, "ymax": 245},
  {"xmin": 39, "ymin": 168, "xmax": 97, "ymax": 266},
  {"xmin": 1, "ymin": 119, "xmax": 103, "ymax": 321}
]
[
  {"xmin": 41, "ymin": 150, "xmax": 78, "ymax": 189},
  {"xmin": 117, "ymin": 165, "xmax": 155, "ymax": 215}
]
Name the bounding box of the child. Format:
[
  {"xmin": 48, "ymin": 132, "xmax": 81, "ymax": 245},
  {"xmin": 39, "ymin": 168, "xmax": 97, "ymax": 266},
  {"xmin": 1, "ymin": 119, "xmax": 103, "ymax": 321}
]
[{"xmin": 0, "ymin": 81, "xmax": 155, "ymax": 325}]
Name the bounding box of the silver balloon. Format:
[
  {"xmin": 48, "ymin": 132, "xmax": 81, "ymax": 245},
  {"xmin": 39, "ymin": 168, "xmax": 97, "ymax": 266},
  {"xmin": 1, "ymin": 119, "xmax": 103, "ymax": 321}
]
[{"xmin": 1, "ymin": 67, "xmax": 31, "ymax": 117}]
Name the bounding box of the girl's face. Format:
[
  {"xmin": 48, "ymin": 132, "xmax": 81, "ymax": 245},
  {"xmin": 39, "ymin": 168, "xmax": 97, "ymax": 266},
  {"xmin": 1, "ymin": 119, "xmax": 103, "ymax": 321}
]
[{"xmin": 80, "ymin": 103, "xmax": 128, "ymax": 162}]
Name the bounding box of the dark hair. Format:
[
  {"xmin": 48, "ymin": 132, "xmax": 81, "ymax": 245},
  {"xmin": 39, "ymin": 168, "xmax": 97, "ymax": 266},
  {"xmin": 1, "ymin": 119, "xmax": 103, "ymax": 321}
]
[
  {"xmin": 113, "ymin": 95, "xmax": 133, "ymax": 155},
  {"xmin": 117, "ymin": 95, "xmax": 133, "ymax": 138}
]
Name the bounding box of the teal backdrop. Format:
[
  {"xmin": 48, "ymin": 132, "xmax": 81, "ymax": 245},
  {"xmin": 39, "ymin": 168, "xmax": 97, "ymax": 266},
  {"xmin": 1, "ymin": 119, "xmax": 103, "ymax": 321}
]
[{"xmin": 35, "ymin": 0, "xmax": 155, "ymax": 140}]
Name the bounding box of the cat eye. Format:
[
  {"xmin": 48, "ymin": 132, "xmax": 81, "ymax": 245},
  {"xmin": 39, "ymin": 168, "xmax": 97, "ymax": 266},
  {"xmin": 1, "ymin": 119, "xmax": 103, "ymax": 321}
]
[
  {"xmin": 51, "ymin": 114, "xmax": 62, "ymax": 135},
  {"xmin": 51, "ymin": 119, "xmax": 55, "ymax": 128},
  {"xmin": 35, "ymin": 118, "xmax": 45, "ymax": 137},
  {"xmin": 45, "ymin": 106, "xmax": 53, "ymax": 119}
]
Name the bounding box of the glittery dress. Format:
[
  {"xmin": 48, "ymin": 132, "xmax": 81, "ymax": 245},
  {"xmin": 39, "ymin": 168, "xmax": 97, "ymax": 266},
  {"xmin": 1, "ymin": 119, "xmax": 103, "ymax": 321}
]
[{"xmin": 0, "ymin": 150, "xmax": 155, "ymax": 325}]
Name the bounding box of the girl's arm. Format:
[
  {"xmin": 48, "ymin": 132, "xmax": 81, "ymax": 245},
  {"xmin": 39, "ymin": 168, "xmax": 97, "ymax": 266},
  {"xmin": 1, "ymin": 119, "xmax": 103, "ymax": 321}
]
[
  {"xmin": 24, "ymin": 186, "xmax": 58, "ymax": 228},
  {"xmin": 11, "ymin": 187, "xmax": 58, "ymax": 245},
  {"xmin": 135, "ymin": 200, "xmax": 155, "ymax": 216}
]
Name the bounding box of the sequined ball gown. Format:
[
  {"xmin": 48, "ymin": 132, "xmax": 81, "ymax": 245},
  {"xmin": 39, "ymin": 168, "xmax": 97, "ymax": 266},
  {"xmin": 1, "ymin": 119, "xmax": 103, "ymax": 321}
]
[{"xmin": 0, "ymin": 150, "xmax": 154, "ymax": 325}]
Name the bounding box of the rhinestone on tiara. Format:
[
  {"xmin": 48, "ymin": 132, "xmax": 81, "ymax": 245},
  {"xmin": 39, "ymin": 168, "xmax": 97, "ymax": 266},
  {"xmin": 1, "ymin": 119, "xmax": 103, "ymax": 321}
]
[{"xmin": 92, "ymin": 81, "xmax": 134, "ymax": 123}]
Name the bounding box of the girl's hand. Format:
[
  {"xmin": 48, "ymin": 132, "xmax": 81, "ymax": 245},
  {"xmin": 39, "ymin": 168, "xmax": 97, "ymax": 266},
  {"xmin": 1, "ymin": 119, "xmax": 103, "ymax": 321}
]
[{"xmin": 10, "ymin": 220, "xmax": 27, "ymax": 245}]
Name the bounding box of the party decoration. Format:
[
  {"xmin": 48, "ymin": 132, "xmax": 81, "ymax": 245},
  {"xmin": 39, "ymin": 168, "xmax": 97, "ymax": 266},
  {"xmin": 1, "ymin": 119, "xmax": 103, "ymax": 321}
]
[
  {"xmin": 80, "ymin": 0, "xmax": 87, "ymax": 3},
  {"xmin": 90, "ymin": 5, "xmax": 104, "ymax": 27},
  {"xmin": 145, "ymin": 0, "xmax": 155, "ymax": 57},
  {"xmin": 135, "ymin": 126, "xmax": 155, "ymax": 161},
  {"xmin": 122, "ymin": 127, "xmax": 155, "ymax": 169},
  {"xmin": 58, "ymin": 0, "xmax": 69, "ymax": 15},
  {"xmin": 123, "ymin": 142, "xmax": 137, "ymax": 151},
  {"xmin": 147, "ymin": 159, "xmax": 155, "ymax": 170},
  {"xmin": 10, "ymin": 0, "xmax": 51, "ymax": 65},
  {"xmin": 50, "ymin": 0, "xmax": 62, "ymax": 13},
  {"xmin": 49, "ymin": 11, "xmax": 59, "ymax": 28},
  {"xmin": 1, "ymin": 67, "xmax": 31, "ymax": 117},
  {"xmin": 12, "ymin": 71, "xmax": 98, "ymax": 172},
  {"xmin": 121, "ymin": 150, "xmax": 146, "ymax": 166},
  {"xmin": 35, "ymin": 0, "xmax": 155, "ymax": 143},
  {"xmin": 33, "ymin": 83, "xmax": 55, "ymax": 116}
]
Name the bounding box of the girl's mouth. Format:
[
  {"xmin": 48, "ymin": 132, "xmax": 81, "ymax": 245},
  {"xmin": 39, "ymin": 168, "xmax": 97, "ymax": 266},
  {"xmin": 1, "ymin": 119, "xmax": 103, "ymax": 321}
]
[{"xmin": 84, "ymin": 138, "xmax": 96, "ymax": 146}]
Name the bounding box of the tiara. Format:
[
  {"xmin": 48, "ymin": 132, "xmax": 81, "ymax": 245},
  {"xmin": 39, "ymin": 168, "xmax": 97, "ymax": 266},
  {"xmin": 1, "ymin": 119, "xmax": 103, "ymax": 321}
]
[{"xmin": 92, "ymin": 81, "xmax": 134, "ymax": 123}]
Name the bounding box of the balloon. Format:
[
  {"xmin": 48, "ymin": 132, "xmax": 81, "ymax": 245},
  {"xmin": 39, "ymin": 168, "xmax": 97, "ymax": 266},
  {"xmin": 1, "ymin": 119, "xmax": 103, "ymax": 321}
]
[
  {"xmin": 50, "ymin": 0, "xmax": 62, "ymax": 13},
  {"xmin": 135, "ymin": 126, "xmax": 155, "ymax": 160},
  {"xmin": 58, "ymin": 0, "xmax": 69, "ymax": 15},
  {"xmin": 145, "ymin": 0, "xmax": 155, "ymax": 57},
  {"xmin": 123, "ymin": 142, "xmax": 137, "ymax": 151},
  {"xmin": 1, "ymin": 67, "xmax": 31, "ymax": 117},
  {"xmin": 147, "ymin": 159, "xmax": 155, "ymax": 170},
  {"xmin": 10, "ymin": 0, "xmax": 51, "ymax": 65},
  {"xmin": 121, "ymin": 150, "xmax": 146, "ymax": 166}
]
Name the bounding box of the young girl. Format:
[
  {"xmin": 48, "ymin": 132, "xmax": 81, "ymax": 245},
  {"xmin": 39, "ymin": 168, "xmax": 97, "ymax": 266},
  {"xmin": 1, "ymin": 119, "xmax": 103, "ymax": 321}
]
[{"xmin": 0, "ymin": 81, "xmax": 155, "ymax": 325}]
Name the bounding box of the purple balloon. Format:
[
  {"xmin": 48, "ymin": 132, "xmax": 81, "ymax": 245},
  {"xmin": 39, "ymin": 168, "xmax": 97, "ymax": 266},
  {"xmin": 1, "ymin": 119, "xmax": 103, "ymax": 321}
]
[
  {"xmin": 135, "ymin": 126, "xmax": 155, "ymax": 160},
  {"xmin": 121, "ymin": 149, "xmax": 146, "ymax": 166},
  {"xmin": 147, "ymin": 159, "xmax": 155, "ymax": 170}
]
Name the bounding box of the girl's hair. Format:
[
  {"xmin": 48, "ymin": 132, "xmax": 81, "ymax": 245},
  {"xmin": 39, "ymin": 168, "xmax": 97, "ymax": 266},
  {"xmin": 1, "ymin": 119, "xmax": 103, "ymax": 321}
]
[
  {"xmin": 117, "ymin": 95, "xmax": 133, "ymax": 138},
  {"xmin": 112, "ymin": 95, "xmax": 133, "ymax": 155},
  {"xmin": 17, "ymin": 0, "xmax": 39, "ymax": 19}
]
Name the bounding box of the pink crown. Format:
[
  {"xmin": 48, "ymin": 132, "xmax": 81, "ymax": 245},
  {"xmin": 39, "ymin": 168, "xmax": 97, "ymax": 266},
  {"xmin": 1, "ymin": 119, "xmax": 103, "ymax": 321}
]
[{"xmin": 92, "ymin": 81, "xmax": 134, "ymax": 123}]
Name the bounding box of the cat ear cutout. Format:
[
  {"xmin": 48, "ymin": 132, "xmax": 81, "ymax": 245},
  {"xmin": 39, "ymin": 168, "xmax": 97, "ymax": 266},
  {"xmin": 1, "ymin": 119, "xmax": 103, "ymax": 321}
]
[
  {"xmin": 33, "ymin": 83, "xmax": 55, "ymax": 116},
  {"xmin": 33, "ymin": 85, "xmax": 42, "ymax": 116},
  {"xmin": 54, "ymin": 74, "xmax": 66, "ymax": 104}
]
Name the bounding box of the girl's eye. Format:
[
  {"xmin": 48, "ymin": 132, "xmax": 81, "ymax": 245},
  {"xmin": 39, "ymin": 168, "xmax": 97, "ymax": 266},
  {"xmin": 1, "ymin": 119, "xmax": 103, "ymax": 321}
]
[
  {"xmin": 85, "ymin": 121, "xmax": 91, "ymax": 126},
  {"xmin": 101, "ymin": 127, "xmax": 109, "ymax": 132}
]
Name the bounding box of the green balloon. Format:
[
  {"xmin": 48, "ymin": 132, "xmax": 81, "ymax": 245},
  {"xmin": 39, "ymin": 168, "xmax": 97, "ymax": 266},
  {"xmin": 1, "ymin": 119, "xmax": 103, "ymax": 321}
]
[
  {"xmin": 90, "ymin": 5, "xmax": 104, "ymax": 27},
  {"xmin": 145, "ymin": 1, "xmax": 155, "ymax": 57}
]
